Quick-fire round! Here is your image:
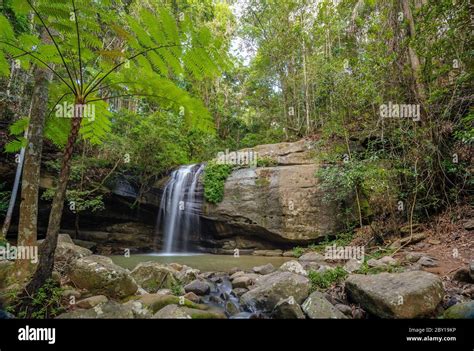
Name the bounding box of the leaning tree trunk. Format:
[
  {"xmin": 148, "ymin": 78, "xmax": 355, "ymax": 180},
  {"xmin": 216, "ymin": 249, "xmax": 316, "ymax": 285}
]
[
  {"xmin": 14, "ymin": 63, "xmax": 53, "ymax": 281},
  {"xmin": 25, "ymin": 102, "xmax": 83, "ymax": 295}
]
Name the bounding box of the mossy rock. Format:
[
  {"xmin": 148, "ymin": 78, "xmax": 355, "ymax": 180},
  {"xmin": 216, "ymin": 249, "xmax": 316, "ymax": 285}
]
[{"xmin": 134, "ymin": 294, "xmax": 207, "ymax": 313}]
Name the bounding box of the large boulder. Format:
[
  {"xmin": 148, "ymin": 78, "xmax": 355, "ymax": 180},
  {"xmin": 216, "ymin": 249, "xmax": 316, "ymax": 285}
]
[
  {"xmin": 184, "ymin": 280, "xmax": 211, "ymax": 296},
  {"xmin": 253, "ymin": 263, "xmax": 275, "ymax": 275},
  {"xmin": 345, "ymin": 271, "xmax": 444, "ymax": 318},
  {"xmin": 240, "ymin": 271, "xmax": 310, "ymax": 312},
  {"xmin": 301, "ymin": 292, "xmax": 347, "ymax": 319},
  {"xmin": 69, "ymin": 255, "xmax": 138, "ymax": 298},
  {"xmin": 442, "ymin": 301, "xmax": 474, "ymax": 319},
  {"xmin": 57, "ymin": 301, "xmax": 135, "ymax": 319},
  {"xmin": 54, "ymin": 237, "xmax": 92, "ymax": 269},
  {"xmin": 134, "ymin": 294, "xmax": 204, "ymax": 313},
  {"xmin": 130, "ymin": 262, "xmax": 178, "ymax": 293},
  {"xmin": 279, "ymin": 260, "xmax": 308, "ymax": 276},
  {"xmin": 201, "ymin": 140, "xmax": 345, "ymax": 246},
  {"xmin": 152, "ymin": 304, "xmax": 226, "ymax": 319},
  {"xmin": 272, "ymin": 297, "xmax": 306, "ymax": 319}
]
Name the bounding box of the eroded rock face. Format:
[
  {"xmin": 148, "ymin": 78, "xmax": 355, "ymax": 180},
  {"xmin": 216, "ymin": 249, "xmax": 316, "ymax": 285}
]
[
  {"xmin": 202, "ymin": 140, "xmax": 345, "ymax": 246},
  {"xmin": 345, "ymin": 271, "xmax": 444, "ymax": 318},
  {"xmin": 69, "ymin": 255, "xmax": 138, "ymax": 298}
]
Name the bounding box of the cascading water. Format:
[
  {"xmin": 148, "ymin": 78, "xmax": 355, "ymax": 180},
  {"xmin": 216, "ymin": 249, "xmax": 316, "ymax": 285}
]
[{"xmin": 156, "ymin": 164, "xmax": 204, "ymax": 254}]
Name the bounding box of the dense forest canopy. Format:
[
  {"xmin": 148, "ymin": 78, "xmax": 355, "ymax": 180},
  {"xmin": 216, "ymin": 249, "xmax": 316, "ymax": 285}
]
[{"xmin": 0, "ymin": 0, "xmax": 471, "ymax": 316}]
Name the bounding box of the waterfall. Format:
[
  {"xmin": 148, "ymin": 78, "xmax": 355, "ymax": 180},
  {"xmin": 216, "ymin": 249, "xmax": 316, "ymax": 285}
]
[{"xmin": 157, "ymin": 164, "xmax": 204, "ymax": 254}]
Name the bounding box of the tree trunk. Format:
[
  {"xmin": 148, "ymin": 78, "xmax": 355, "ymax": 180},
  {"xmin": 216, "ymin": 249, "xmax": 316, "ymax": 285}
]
[
  {"xmin": 25, "ymin": 102, "xmax": 83, "ymax": 295},
  {"xmin": 401, "ymin": 0, "xmax": 427, "ymax": 105},
  {"xmin": 14, "ymin": 32, "xmax": 54, "ymax": 281}
]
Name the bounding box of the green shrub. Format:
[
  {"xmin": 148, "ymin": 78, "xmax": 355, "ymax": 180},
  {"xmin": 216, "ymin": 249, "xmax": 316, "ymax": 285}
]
[
  {"xmin": 203, "ymin": 161, "xmax": 234, "ymax": 204},
  {"xmin": 308, "ymin": 267, "xmax": 348, "ymax": 291},
  {"xmin": 7, "ymin": 279, "xmax": 64, "ymax": 319},
  {"xmin": 292, "ymin": 247, "xmax": 304, "ymax": 258},
  {"xmin": 256, "ymin": 157, "xmax": 278, "ymax": 168}
]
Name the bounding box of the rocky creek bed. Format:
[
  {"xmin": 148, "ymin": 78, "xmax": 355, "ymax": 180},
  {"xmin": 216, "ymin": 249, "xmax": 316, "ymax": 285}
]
[{"xmin": 0, "ymin": 234, "xmax": 472, "ymax": 319}]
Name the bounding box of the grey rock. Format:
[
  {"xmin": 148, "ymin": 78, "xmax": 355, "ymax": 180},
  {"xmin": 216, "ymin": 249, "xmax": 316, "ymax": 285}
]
[
  {"xmin": 302, "ymin": 291, "xmax": 347, "ymax": 319},
  {"xmin": 345, "ymin": 271, "xmax": 444, "ymax": 318},
  {"xmin": 240, "ymin": 271, "xmax": 310, "ymax": 312},
  {"xmin": 252, "ymin": 263, "xmax": 275, "ymax": 275},
  {"xmin": 272, "ymin": 297, "xmax": 306, "ymax": 319},
  {"xmin": 184, "ymin": 279, "xmax": 211, "ymax": 296}
]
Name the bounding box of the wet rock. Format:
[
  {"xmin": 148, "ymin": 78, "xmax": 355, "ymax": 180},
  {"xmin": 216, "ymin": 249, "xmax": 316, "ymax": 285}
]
[
  {"xmin": 272, "ymin": 297, "xmax": 305, "ymax": 319},
  {"xmin": 240, "ymin": 271, "xmax": 310, "ymax": 312},
  {"xmin": 232, "ymin": 274, "xmax": 258, "ymax": 289},
  {"xmin": 69, "ymin": 255, "xmax": 138, "ymax": 298},
  {"xmin": 253, "ymin": 263, "xmax": 275, "ymax": 275},
  {"xmin": 225, "ymin": 301, "xmax": 240, "ymax": 316},
  {"xmin": 130, "ymin": 262, "xmax": 178, "ymax": 293},
  {"xmin": 302, "ymin": 291, "xmax": 347, "ymax": 319},
  {"xmin": 443, "ymin": 301, "xmax": 474, "ymax": 319},
  {"xmin": 232, "ymin": 288, "xmax": 248, "ymax": 297},
  {"xmin": 345, "ymin": 271, "xmax": 444, "ymax": 318},
  {"xmin": 184, "ymin": 279, "xmax": 211, "ymax": 296},
  {"xmin": 279, "ymin": 260, "xmax": 308, "ymax": 276},
  {"xmin": 183, "ymin": 292, "xmax": 201, "ymax": 303}
]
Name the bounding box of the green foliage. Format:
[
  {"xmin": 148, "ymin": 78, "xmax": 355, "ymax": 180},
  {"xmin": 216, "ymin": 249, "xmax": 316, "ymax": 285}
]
[
  {"xmin": 170, "ymin": 280, "xmax": 184, "ymax": 297},
  {"xmin": 308, "ymin": 232, "xmax": 354, "ymax": 252},
  {"xmin": 202, "ymin": 161, "xmax": 234, "ymax": 204},
  {"xmin": 256, "ymin": 156, "xmax": 278, "ymax": 168},
  {"xmin": 292, "ymin": 246, "xmax": 304, "ymax": 258},
  {"xmin": 4, "ymin": 117, "xmax": 28, "ymax": 153},
  {"xmin": 308, "ymin": 267, "xmax": 348, "ymax": 292},
  {"xmin": 7, "ymin": 279, "xmax": 64, "ymax": 319}
]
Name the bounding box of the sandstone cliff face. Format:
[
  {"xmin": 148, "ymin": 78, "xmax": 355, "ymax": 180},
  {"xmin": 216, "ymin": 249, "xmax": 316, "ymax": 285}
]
[{"xmin": 201, "ymin": 140, "xmax": 344, "ymax": 248}]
